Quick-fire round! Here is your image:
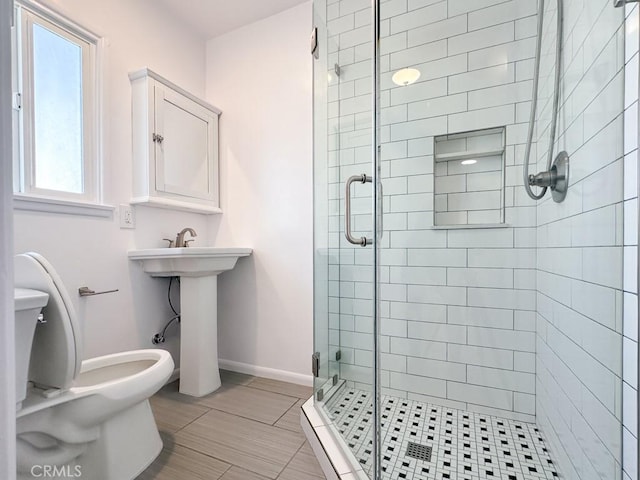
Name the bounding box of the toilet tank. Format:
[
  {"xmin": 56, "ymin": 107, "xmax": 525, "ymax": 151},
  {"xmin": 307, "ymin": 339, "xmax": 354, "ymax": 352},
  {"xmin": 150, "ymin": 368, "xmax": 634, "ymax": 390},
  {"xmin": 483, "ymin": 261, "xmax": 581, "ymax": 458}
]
[{"xmin": 14, "ymin": 288, "xmax": 49, "ymax": 409}]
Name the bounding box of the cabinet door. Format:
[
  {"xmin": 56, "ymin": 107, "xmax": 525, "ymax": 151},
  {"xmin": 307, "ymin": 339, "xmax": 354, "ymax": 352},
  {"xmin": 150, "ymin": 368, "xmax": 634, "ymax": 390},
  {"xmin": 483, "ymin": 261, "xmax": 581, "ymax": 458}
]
[{"xmin": 153, "ymin": 85, "xmax": 218, "ymax": 202}]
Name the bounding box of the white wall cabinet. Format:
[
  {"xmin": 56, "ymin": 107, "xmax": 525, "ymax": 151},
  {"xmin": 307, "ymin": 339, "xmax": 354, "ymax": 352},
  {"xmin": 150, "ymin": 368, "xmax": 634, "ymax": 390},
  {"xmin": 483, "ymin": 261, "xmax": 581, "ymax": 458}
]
[{"xmin": 129, "ymin": 68, "xmax": 221, "ymax": 214}]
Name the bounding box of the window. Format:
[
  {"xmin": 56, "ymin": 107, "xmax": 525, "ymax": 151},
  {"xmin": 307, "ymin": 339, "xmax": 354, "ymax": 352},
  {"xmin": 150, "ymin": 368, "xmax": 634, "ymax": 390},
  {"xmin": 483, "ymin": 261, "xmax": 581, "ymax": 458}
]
[{"xmin": 13, "ymin": 1, "xmax": 101, "ymax": 204}]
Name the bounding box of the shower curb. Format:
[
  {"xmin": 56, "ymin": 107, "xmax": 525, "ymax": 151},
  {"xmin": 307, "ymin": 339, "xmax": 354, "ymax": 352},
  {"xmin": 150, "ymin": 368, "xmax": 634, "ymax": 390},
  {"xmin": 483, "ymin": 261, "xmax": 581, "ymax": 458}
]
[{"xmin": 301, "ymin": 396, "xmax": 369, "ymax": 480}]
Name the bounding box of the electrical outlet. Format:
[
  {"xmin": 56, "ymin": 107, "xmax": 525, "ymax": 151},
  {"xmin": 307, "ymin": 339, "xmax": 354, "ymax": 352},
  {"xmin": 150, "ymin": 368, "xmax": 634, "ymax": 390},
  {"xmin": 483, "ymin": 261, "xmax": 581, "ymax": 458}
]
[{"xmin": 119, "ymin": 204, "xmax": 135, "ymax": 229}]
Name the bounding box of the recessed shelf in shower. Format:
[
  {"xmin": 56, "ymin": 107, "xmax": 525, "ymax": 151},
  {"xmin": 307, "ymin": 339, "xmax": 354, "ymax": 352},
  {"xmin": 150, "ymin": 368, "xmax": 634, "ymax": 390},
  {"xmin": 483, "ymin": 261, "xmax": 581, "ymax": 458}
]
[{"xmin": 433, "ymin": 127, "xmax": 506, "ymax": 228}]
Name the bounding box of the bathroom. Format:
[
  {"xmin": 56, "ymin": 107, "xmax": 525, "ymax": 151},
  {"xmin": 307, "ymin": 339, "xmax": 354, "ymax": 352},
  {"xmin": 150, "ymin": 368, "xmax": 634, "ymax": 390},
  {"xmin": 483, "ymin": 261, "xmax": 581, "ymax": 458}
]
[{"xmin": 0, "ymin": 0, "xmax": 638, "ymax": 479}]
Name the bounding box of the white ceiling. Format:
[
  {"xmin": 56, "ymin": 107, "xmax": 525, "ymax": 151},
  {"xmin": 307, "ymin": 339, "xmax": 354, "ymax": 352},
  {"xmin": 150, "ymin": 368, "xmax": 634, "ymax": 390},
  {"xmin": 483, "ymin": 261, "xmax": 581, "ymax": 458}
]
[{"xmin": 157, "ymin": 0, "xmax": 309, "ymax": 40}]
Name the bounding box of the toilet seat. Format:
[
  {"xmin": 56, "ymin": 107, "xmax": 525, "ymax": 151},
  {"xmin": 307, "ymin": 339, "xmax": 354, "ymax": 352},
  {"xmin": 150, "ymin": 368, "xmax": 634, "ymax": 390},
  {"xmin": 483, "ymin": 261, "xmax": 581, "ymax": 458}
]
[{"xmin": 14, "ymin": 253, "xmax": 82, "ymax": 391}]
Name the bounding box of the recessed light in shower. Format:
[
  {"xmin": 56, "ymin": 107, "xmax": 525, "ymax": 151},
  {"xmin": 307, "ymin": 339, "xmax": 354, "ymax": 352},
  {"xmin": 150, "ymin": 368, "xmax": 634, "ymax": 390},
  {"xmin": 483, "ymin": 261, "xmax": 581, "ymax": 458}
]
[
  {"xmin": 392, "ymin": 67, "xmax": 421, "ymax": 86},
  {"xmin": 461, "ymin": 159, "xmax": 477, "ymax": 166}
]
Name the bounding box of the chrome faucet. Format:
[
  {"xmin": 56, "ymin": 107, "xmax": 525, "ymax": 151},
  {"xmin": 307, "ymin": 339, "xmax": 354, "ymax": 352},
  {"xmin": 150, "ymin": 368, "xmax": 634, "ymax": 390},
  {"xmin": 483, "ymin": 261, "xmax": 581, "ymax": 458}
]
[{"xmin": 175, "ymin": 228, "xmax": 197, "ymax": 248}]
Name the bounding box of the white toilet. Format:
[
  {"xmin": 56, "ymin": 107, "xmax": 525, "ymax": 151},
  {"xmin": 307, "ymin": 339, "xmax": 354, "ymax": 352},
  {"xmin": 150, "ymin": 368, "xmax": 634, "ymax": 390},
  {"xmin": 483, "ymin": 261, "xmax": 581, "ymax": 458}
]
[{"xmin": 14, "ymin": 252, "xmax": 174, "ymax": 480}]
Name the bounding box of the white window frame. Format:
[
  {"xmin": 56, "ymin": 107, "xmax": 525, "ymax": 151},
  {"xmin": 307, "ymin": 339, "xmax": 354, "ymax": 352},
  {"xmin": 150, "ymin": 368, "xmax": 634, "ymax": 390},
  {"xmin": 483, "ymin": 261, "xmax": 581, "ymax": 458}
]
[{"xmin": 12, "ymin": 0, "xmax": 108, "ymax": 215}]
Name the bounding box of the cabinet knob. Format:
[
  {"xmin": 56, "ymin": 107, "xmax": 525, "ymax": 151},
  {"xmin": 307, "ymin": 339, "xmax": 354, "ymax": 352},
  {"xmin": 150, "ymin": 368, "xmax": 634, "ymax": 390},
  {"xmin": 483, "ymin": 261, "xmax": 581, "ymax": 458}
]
[{"xmin": 152, "ymin": 133, "xmax": 164, "ymax": 144}]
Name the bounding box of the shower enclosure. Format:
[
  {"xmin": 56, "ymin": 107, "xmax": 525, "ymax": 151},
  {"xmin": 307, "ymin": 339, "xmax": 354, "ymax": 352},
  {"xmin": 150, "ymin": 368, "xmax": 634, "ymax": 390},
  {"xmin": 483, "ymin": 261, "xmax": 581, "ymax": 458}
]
[{"xmin": 306, "ymin": 0, "xmax": 639, "ymax": 479}]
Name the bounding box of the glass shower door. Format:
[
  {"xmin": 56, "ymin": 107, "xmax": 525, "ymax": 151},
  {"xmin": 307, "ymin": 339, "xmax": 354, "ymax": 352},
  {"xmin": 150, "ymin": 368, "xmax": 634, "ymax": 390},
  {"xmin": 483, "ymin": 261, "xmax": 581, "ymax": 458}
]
[{"xmin": 312, "ymin": 0, "xmax": 378, "ymax": 476}]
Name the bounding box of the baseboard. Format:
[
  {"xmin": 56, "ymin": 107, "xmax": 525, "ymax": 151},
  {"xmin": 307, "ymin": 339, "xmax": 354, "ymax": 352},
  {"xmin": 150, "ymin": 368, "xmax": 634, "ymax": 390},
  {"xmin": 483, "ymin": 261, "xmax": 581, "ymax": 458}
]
[
  {"xmin": 219, "ymin": 358, "xmax": 313, "ymax": 387},
  {"xmin": 167, "ymin": 362, "xmax": 313, "ymax": 387}
]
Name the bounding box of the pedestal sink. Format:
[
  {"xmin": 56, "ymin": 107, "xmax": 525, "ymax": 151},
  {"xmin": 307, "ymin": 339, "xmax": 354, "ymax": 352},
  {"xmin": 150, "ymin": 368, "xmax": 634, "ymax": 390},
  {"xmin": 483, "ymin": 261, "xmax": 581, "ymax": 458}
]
[{"xmin": 128, "ymin": 247, "xmax": 252, "ymax": 397}]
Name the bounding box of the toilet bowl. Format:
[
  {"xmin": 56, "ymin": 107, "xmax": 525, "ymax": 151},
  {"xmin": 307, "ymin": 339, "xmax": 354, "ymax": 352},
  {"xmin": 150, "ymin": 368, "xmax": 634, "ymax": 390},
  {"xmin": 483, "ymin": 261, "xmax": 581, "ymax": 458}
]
[{"xmin": 14, "ymin": 252, "xmax": 174, "ymax": 480}]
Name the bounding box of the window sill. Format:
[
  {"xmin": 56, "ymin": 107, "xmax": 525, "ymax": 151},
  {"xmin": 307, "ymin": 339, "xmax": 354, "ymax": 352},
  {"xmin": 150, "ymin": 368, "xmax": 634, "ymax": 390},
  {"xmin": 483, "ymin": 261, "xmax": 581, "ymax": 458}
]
[{"xmin": 13, "ymin": 194, "xmax": 114, "ymax": 218}]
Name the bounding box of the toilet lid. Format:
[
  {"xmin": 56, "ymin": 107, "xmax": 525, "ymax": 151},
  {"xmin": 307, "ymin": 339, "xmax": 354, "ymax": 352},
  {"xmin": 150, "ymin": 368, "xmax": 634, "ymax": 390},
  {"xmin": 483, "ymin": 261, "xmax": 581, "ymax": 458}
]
[{"xmin": 14, "ymin": 253, "xmax": 82, "ymax": 390}]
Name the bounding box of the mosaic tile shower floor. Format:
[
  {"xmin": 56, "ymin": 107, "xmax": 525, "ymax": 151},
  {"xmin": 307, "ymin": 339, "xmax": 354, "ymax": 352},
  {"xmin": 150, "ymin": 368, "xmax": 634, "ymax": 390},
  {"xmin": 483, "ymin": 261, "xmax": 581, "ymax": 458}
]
[{"xmin": 325, "ymin": 388, "xmax": 559, "ymax": 480}]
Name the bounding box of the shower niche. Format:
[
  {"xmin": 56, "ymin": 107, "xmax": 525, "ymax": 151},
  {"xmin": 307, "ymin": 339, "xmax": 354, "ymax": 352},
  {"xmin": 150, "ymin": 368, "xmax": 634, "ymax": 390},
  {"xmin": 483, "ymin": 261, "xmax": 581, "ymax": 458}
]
[{"xmin": 433, "ymin": 127, "xmax": 506, "ymax": 227}]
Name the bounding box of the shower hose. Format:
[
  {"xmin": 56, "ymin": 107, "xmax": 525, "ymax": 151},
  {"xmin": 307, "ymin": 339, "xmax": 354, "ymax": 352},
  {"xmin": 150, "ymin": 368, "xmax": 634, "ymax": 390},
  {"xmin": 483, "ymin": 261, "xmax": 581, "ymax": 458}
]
[{"xmin": 523, "ymin": 0, "xmax": 564, "ymax": 200}]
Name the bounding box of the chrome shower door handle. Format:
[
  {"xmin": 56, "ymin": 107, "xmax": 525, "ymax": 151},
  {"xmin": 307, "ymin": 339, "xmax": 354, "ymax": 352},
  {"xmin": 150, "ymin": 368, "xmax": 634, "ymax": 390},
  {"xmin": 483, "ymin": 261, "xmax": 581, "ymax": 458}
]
[{"xmin": 345, "ymin": 174, "xmax": 372, "ymax": 247}]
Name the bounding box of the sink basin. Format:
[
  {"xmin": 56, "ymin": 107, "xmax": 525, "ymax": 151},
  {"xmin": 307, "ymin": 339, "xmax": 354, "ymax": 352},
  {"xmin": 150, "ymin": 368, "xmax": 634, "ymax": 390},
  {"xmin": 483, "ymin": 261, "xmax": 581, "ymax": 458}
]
[
  {"xmin": 128, "ymin": 247, "xmax": 252, "ymax": 277},
  {"xmin": 128, "ymin": 246, "xmax": 252, "ymax": 397}
]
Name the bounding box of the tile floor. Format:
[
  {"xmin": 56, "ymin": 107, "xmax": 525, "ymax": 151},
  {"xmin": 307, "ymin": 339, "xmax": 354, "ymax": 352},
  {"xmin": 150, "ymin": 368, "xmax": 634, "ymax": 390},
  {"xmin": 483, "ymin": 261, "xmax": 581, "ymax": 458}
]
[
  {"xmin": 325, "ymin": 388, "xmax": 560, "ymax": 480},
  {"xmin": 137, "ymin": 370, "xmax": 324, "ymax": 480}
]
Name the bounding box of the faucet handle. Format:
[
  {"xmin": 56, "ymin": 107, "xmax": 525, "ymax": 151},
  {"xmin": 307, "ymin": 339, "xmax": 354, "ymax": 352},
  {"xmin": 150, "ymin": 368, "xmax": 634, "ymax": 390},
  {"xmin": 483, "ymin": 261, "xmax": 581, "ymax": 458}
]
[
  {"xmin": 163, "ymin": 238, "xmax": 175, "ymax": 248},
  {"xmin": 184, "ymin": 239, "xmax": 195, "ymax": 247}
]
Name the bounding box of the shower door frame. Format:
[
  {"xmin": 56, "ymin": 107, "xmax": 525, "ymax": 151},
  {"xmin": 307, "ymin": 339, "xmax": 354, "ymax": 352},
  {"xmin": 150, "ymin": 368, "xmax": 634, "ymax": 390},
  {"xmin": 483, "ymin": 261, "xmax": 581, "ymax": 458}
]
[{"xmin": 370, "ymin": 0, "xmax": 381, "ymax": 478}]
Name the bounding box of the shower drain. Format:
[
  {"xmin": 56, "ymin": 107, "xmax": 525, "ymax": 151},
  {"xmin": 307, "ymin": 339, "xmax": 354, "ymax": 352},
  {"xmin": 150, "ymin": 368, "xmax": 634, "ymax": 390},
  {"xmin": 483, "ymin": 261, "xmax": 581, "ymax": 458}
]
[{"xmin": 405, "ymin": 442, "xmax": 432, "ymax": 462}]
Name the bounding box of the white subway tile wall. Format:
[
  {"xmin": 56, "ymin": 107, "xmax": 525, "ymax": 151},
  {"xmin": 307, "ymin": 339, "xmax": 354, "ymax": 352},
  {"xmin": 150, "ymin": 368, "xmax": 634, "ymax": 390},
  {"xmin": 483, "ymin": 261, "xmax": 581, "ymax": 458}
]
[
  {"xmin": 323, "ymin": 0, "xmax": 635, "ymax": 479},
  {"xmin": 327, "ymin": 0, "xmax": 539, "ymax": 424},
  {"xmin": 534, "ymin": 1, "xmax": 631, "ymax": 480}
]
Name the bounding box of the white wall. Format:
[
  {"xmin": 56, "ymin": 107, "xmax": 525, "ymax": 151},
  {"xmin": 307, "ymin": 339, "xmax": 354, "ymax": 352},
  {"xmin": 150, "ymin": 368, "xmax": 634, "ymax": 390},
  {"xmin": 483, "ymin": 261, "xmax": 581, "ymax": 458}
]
[
  {"xmin": 13, "ymin": 0, "xmax": 210, "ymax": 365},
  {"xmin": 205, "ymin": 2, "xmax": 314, "ymax": 383},
  {"xmin": 1, "ymin": 0, "xmax": 16, "ymax": 476}
]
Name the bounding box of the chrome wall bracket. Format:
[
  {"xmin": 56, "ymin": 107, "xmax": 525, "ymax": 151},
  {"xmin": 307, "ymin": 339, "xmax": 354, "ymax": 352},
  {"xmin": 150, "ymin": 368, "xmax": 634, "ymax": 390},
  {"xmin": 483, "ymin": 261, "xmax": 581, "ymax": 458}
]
[
  {"xmin": 614, "ymin": 0, "xmax": 639, "ymax": 7},
  {"xmin": 312, "ymin": 352, "xmax": 320, "ymax": 377},
  {"xmin": 528, "ymin": 151, "xmax": 570, "ymax": 203},
  {"xmin": 310, "ymin": 27, "xmax": 319, "ymax": 59}
]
